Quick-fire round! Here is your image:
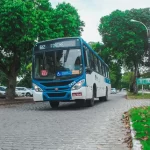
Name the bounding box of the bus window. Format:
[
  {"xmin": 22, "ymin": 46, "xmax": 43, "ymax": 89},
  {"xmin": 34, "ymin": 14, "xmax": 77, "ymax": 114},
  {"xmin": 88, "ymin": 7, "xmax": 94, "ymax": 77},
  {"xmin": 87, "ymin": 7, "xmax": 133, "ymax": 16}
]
[
  {"xmin": 106, "ymin": 67, "xmax": 108, "ymax": 78},
  {"xmin": 83, "ymin": 46, "xmax": 88, "ymax": 67},
  {"xmin": 91, "ymin": 52, "xmax": 96, "ymax": 71},
  {"xmin": 93, "ymin": 55, "xmax": 99, "ymax": 72},
  {"xmin": 97, "ymin": 58, "xmax": 101, "ymax": 74},
  {"xmin": 107, "ymin": 68, "xmax": 110, "ymax": 78},
  {"xmin": 74, "ymin": 56, "xmax": 81, "ymax": 70},
  {"xmin": 99, "ymin": 60, "xmax": 102, "ymax": 75},
  {"xmin": 104, "ymin": 66, "xmax": 106, "ymax": 77},
  {"xmin": 101, "ymin": 63, "xmax": 105, "ymax": 76},
  {"xmin": 87, "ymin": 48, "xmax": 95, "ymax": 70}
]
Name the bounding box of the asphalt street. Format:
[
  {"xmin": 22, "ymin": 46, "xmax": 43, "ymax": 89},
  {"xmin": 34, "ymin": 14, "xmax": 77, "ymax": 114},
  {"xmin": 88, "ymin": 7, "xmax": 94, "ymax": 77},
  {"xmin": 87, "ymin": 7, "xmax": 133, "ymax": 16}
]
[{"xmin": 0, "ymin": 91, "xmax": 150, "ymax": 150}]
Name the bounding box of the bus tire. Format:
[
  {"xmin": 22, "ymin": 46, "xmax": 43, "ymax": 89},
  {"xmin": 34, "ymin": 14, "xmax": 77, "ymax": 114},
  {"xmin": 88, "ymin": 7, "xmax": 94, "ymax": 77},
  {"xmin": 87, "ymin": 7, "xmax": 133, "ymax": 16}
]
[
  {"xmin": 86, "ymin": 90, "xmax": 94, "ymax": 107},
  {"xmin": 49, "ymin": 101, "xmax": 59, "ymax": 108},
  {"xmin": 99, "ymin": 97, "xmax": 103, "ymax": 101},
  {"xmin": 104, "ymin": 88, "xmax": 108, "ymax": 101}
]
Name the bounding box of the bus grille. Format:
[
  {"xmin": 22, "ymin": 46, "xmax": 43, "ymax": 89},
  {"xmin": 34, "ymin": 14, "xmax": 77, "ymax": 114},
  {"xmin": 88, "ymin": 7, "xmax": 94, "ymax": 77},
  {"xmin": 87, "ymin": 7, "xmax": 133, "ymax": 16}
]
[
  {"xmin": 47, "ymin": 92, "xmax": 66, "ymax": 97},
  {"xmin": 41, "ymin": 81, "xmax": 73, "ymax": 87},
  {"xmin": 45, "ymin": 87, "xmax": 69, "ymax": 91}
]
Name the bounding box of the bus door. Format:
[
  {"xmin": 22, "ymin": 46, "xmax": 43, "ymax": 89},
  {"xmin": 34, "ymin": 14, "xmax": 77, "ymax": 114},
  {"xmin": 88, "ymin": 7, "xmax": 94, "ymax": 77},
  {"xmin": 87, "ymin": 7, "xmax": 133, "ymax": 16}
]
[{"xmin": 83, "ymin": 45, "xmax": 93, "ymax": 99}]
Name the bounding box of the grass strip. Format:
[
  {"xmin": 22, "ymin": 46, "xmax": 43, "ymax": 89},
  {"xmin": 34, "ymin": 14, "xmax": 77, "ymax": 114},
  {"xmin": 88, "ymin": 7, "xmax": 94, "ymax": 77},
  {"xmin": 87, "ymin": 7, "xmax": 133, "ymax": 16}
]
[
  {"xmin": 127, "ymin": 92, "xmax": 150, "ymax": 99},
  {"xmin": 129, "ymin": 106, "xmax": 150, "ymax": 150}
]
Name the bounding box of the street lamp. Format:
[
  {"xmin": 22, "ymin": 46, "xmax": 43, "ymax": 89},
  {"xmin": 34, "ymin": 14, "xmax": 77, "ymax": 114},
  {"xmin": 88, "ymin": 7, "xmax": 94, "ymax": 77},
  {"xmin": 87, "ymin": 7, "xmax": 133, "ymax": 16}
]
[
  {"xmin": 130, "ymin": 19, "xmax": 149, "ymax": 36},
  {"xmin": 130, "ymin": 19, "xmax": 150, "ymax": 62}
]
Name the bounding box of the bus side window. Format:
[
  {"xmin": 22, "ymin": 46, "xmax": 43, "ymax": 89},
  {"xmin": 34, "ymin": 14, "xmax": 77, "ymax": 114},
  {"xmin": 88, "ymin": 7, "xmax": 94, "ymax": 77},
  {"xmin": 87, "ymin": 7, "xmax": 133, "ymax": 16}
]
[
  {"xmin": 93, "ymin": 55, "xmax": 98, "ymax": 72},
  {"xmin": 104, "ymin": 66, "xmax": 106, "ymax": 77},
  {"xmin": 91, "ymin": 52, "xmax": 96, "ymax": 70},
  {"xmin": 83, "ymin": 45, "xmax": 88, "ymax": 67},
  {"xmin": 98, "ymin": 59, "xmax": 101, "ymax": 75},
  {"xmin": 107, "ymin": 68, "xmax": 109, "ymax": 78},
  {"xmin": 86, "ymin": 47, "xmax": 94, "ymax": 70},
  {"xmin": 106, "ymin": 67, "xmax": 108, "ymax": 78},
  {"xmin": 101, "ymin": 63, "xmax": 104, "ymax": 76}
]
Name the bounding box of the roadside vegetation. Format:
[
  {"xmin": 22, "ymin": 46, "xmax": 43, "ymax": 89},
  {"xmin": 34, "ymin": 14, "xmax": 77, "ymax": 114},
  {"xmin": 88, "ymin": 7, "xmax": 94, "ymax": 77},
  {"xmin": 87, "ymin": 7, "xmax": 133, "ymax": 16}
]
[
  {"xmin": 127, "ymin": 92, "xmax": 150, "ymax": 99},
  {"xmin": 129, "ymin": 106, "xmax": 150, "ymax": 150}
]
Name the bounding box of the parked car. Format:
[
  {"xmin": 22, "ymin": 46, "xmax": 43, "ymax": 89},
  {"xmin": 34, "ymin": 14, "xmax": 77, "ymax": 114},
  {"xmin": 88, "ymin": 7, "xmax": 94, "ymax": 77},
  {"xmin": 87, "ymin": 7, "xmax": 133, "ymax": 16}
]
[
  {"xmin": 27, "ymin": 88, "xmax": 33, "ymax": 96},
  {"xmin": 15, "ymin": 87, "xmax": 33, "ymax": 97},
  {"xmin": 0, "ymin": 86, "xmax": 6, "ymax": 98},
  {"xmin": 111, "ymin": 88, "xmax": 117, "ymax": 94},
  {"xmin": 121, "ymin": 88, "xmax": 127, "ymax": 92}
]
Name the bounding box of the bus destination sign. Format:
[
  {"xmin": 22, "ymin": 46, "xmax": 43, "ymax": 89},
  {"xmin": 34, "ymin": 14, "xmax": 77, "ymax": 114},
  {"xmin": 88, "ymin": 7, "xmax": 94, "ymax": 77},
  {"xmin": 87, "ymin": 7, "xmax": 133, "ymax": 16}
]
[{"xmin": 37, "ymin": 39, "xmax": 80, "ymax": 51}]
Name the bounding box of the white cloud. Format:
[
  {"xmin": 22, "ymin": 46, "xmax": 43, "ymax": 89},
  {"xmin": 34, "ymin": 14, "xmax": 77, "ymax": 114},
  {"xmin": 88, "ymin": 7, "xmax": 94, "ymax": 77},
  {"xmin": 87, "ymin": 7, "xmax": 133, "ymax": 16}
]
[{"xmin": 50, "ymin": 0, "xmax": 150, "ymax": 42}]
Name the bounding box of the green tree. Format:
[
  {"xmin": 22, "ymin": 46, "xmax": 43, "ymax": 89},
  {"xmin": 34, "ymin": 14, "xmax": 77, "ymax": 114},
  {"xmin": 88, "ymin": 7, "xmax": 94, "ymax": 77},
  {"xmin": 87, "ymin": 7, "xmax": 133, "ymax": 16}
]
[
  {"xmin": 99, "ymin": 8, "xmax": 150, "ymax": 93},
  {"xmin": 121, "ymin": 72, "xmax": 134, "ymax": 90},
  {"xmin": 17, "ymin": 63, "xmax": 32, "ymax": 88},
  {"xmin": 50, "ymin": 2, "xmax": 85, "ymax": 38},
  {"xmin": 0, "ymin": 0, "xmax": 53, "ymax": 100},
  {"xmin": 109, "ymin": 63, "xmax": 122, "ymax": 89},
  {"xmin": 0, "ymin": 71, "xmax": 8, "ymax": 86},
  {"xmin": 17, "ymin": 71, "xmax": 32, "ymax": 88}
]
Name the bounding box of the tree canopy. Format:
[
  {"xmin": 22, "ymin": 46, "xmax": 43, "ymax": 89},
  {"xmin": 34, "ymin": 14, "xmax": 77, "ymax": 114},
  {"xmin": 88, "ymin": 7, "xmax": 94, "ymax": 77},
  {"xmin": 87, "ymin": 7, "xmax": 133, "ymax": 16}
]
[
  {"xmin": 50, "ymin": 2, "xmax": 85, "ymax": 38},
  {"xmin": 98, "ymin": 8, "xmax": 150, "ymax": 93}
]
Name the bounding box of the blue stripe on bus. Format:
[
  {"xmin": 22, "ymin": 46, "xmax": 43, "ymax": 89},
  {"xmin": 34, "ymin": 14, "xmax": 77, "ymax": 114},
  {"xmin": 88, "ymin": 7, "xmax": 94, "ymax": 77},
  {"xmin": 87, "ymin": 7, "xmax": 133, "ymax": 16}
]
[{"xmin": 105, "ymin": 78, "xmax": 111, "ymax": 84}]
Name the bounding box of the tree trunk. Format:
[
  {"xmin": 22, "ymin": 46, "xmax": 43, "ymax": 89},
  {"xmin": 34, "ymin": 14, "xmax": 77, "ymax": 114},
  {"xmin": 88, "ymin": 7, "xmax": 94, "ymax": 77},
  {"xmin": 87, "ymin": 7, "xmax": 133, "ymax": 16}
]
[
  {"xmin": 5, "ymin": 53, "xmax": 20, "ymax": 101},
  {"xmin": 6, "ymin": 76, "xmax": 17, "ymax": 101}
]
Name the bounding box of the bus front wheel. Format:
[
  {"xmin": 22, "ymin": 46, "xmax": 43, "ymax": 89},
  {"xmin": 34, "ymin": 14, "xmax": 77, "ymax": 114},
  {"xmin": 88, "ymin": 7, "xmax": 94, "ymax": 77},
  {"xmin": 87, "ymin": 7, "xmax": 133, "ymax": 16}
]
[
  {"xmin": 86, "ymin": 90, "xmax": 94, "ymax": 107},
  {"xmin": 49, "ymin": 101, "xmax": 59, "ymax": 108},
  {"xmin": 76, "ymin": 100, "xmax": 85, "ymax": 107}
]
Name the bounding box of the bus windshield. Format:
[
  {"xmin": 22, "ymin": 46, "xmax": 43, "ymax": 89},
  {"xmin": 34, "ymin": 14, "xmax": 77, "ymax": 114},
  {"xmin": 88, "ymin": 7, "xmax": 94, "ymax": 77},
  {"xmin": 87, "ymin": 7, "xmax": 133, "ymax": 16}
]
[{"xmin": 33, "ymin": 49, "xmax": 83, "ymax": 79}]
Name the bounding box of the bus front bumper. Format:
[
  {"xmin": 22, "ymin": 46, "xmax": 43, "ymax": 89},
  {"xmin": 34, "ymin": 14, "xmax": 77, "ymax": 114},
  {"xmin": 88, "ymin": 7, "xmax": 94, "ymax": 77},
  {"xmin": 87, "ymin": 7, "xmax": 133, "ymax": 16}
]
[
  {"xmin": 33, "ymin": 87, "xmax": 87, "ymax": 102},
  {"xmin": 71, "ymin": 87, "xmax": 86, "ymax": 100}
]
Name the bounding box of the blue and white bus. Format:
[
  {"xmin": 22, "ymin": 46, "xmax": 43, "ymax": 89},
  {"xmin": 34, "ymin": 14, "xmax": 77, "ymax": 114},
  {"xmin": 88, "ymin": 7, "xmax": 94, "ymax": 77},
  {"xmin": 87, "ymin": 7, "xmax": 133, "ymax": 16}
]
[{"xmin": 32, "ymin": 37, "xmax": 111, "ymax": 108}]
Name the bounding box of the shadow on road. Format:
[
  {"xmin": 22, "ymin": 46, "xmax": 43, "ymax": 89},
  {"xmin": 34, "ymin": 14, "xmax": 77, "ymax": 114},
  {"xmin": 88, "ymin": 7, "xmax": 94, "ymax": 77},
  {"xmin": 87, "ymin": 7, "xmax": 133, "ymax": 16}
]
[{"xmin": 33, "ymin": 99, "xmax": 108, "ymax": 111}]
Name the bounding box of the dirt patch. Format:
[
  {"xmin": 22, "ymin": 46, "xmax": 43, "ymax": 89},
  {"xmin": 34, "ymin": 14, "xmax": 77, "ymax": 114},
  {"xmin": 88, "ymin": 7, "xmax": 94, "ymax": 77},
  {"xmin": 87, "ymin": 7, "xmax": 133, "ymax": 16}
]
[{"xmin": 122, "ymin": 111, "xmax": 133, "ymax": 149}]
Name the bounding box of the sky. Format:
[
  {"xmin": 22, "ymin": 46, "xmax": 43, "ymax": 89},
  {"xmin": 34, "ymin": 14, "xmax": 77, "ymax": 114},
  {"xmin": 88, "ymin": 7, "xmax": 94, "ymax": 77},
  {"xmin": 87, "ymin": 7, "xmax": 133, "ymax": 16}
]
[{"xmin": 50, "ymin": 0, "xmax": 150, "ymax": 43}]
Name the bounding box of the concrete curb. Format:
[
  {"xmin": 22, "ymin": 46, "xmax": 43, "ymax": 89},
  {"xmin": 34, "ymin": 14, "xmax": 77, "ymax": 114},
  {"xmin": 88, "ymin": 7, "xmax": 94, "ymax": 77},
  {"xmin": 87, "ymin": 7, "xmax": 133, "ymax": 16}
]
[
  {"xmin": 0, "ymin": 98, "xmax": 34, "ymax": 106},
  {"xmin": 130, "ymin": 121, "xmax": 142, "ymax": 150}
]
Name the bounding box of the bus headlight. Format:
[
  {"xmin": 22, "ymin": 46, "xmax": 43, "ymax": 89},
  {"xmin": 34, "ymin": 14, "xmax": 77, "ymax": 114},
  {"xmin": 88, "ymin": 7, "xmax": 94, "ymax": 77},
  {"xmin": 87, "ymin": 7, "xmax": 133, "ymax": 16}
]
[
  {"xmin": 33, "ymin": 83, "xmax": 43, "ymax": 92},
  {"xmin": 72, "ymin": 79, "xmax": 85, "ymax": 90}
]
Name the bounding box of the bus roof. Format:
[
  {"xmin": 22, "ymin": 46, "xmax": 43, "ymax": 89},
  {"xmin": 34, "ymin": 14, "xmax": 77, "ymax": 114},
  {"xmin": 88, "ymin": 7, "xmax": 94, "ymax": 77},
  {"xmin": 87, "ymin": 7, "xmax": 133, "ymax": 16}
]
[{"xmin": 35, "ymin": 37, "xmax": 82, "ymax": 44}]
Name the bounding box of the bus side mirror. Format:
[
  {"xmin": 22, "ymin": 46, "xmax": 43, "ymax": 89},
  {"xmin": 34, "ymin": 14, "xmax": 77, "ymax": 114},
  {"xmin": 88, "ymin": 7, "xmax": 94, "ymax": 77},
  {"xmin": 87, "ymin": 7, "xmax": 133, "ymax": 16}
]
[{"xmin": 86, "ymin": 67, "xmax": 92, "ymax": 74}]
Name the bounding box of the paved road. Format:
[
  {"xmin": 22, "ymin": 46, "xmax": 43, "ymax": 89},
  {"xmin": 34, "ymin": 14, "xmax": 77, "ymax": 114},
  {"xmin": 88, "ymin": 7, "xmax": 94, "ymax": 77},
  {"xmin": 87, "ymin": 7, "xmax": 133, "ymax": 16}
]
[{"xmin": 0, "ymin": 92, "xmax": 150, "ymax": 150}]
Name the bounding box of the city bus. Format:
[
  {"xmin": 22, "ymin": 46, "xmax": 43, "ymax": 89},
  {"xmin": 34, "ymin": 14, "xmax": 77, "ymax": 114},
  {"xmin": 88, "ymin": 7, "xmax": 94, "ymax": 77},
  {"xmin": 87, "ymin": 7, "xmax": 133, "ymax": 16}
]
[{"xmin": 32, "ymin": 37, "xmax": 111, "ymax": 108}]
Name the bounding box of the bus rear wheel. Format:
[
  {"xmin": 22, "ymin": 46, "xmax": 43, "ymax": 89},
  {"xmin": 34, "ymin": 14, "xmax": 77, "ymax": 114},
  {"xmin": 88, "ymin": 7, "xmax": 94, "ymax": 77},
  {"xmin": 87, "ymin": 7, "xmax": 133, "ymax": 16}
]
[
  {"xmin": 104, "ymin": 88, "xmax": 108, "ymax": 101},
  {"xmin": 49, "ymin": 101, "xmax": 59, "ymax": 108}
]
